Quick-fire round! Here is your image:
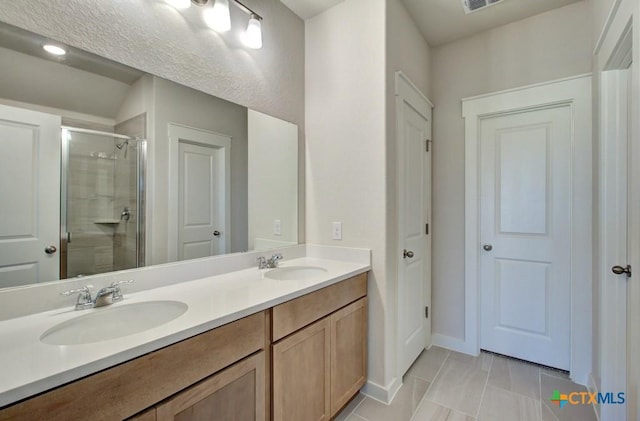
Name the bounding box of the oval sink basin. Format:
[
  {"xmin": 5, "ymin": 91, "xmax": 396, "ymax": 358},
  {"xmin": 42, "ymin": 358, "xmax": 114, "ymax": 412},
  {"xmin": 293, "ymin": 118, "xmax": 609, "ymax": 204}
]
[
  {"xmin": 41, "ymin": 301, "xmax": 188, "ymax": 346},
  {"xmin": 265, "ymin": 266, "xmax": 328, "ymax": 281}
]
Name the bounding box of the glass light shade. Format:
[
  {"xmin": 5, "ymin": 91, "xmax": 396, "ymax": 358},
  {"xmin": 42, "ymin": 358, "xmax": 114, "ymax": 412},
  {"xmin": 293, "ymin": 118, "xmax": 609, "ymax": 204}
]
[
  {"xmin": 43, "ymin": 44, "xmax": 66, "ymax": 56},
  {"xmin": 244, "ymin": 15, "xmax": 262, "ymax": 49},
  {"xmin": 204, "ymin": 0, "xmax": 231, "ymax": 33},
  {"xmin": 165, "ymin": 0, "xmax": 191, "ymax": 9}
]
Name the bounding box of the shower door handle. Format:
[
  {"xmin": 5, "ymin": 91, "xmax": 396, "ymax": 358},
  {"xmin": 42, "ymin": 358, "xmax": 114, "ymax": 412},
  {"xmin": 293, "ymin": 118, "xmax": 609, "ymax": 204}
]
[{"xmin": 45, "ymin": 245, "xmax": 57, "ymax": 255}]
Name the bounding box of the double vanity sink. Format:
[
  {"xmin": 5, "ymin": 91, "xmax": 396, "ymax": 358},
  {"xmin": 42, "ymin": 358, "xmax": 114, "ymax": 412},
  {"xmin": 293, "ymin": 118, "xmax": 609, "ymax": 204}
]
[
  {"xmin": 0, "ymin": 249, "xmax": 370, "ymax": 410},
  {"xmin": 39, "ymin": 265, "xmax": 329, "ymax": 347}
]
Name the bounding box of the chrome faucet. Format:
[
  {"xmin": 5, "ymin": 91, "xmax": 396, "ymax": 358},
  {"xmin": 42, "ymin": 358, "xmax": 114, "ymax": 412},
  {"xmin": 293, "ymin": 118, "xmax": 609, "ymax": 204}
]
[
  {"xmin": 257, "ymin": 253, "xmax": 284, "ymax": 269},
  {"xmin": 61, "ymin": 280, "xmax": 134, "ymax": 310},
  {"xmin": 60, "ymin": 285, "xmax": 95, "ymax": 310}
]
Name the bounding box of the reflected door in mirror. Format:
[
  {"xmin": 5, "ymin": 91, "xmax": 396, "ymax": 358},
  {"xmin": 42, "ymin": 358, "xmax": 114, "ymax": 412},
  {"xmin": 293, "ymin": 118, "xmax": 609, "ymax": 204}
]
[
  {"xmin": 175, "ymin": 125, "xmax": 231, "ymax": 261},
  {"xmin": 0, "ymin": 104, "xmax": 61, "ymax": 287}
]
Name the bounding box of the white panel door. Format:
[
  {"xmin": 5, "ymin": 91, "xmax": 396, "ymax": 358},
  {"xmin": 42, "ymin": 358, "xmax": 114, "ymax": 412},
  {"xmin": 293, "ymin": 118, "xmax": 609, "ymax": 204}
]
[
  {"xmin": 600, "ymin": 68, "xmax": 631, "ymax": 421},
  {"xmin": 0, "ymin": 104, "xmax": 60, "ymax": 287},
  {"xmin": 178, "ymin": 141, "xmax": 225, "ymax": 260},
  {"xmin": 397, "ymin": 90, "xmax": 431, "ymax": 376},
  {"xmin": 480, "ymin": 106, "xmax": 571, "ymax": 369}
]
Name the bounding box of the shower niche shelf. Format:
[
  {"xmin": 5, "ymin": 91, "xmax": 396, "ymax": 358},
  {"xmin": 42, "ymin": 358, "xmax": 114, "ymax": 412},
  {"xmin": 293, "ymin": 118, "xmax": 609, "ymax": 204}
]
[{"xmin": 94, "ymin": 219, "xmax": 121, "ymax": 224}]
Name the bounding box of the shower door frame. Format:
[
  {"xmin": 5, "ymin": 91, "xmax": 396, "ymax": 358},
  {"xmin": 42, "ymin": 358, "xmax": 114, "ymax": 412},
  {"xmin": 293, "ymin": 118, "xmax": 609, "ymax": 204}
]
[{"xmin": 60, "ymin": 126, "xmax": 146, "ymax": 278}]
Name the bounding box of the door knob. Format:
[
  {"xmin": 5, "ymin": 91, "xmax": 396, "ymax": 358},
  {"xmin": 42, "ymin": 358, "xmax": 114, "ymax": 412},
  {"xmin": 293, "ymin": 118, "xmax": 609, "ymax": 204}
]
[
  {"xmin": 403, "ymin": 249, "xmax": 414, "ymax": 259},
  {"xmin": 213, "ymin": 230, "xmax": 221, "ymax": 237},
  {"xmin": 612, "ymin": 265, "xmax": 632, "ymax": 277},
  {"xmin": 483, "ymin": 244, "xmax": 493, "ymax": 251},
  {"xmin": 45, "ymin": 245, "xmax": 57, "ymax": 254}
]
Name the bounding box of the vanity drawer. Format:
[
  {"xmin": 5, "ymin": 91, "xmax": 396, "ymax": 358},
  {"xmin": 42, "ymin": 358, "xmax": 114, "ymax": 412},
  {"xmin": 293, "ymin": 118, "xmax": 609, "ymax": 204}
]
[
  {"xmin": 0, "ymin": 311, "xmax": 265, "ymax": 421},
  {"xmin": 271, "ymin": 273, "xmax": 367, "ymax": 342}
]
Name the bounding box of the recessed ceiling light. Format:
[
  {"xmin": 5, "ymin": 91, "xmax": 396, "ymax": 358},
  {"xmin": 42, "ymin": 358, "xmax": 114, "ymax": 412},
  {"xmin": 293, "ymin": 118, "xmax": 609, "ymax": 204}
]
[{"xmin": 43, "ymin": 44, "xmax": 66, "ymax": 56}]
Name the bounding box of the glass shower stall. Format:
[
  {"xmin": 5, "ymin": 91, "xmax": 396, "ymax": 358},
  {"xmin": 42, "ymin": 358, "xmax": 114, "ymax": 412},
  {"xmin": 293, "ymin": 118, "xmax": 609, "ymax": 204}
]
[{"xmin": 60, "ymin": 127, "xmax": 146, "ymax": 278}]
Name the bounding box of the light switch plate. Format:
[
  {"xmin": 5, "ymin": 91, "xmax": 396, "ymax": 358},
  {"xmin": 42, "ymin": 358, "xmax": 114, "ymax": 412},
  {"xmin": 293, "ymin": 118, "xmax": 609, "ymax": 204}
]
[
  {"xmin": 273, "ymin": 219, "xmax": 281, "ymax": 236},
  {"xmin": 332, "ymin": 222, "xmax": 342, "ymax": 240}
]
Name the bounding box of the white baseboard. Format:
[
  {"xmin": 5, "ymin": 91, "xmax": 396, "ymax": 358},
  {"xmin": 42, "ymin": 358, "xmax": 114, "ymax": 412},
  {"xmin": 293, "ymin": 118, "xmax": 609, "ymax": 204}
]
[
  {"xmin": 431, "ymin": 333, "xmax": 477, "ymax": 356},
  {"xmin": 361, "ymin": 377, "xmax": 402, "ymax": 405}
]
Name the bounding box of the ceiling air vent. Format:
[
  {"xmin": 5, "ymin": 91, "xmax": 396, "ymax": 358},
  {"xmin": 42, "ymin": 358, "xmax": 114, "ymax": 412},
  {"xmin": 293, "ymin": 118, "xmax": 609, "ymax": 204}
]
[{"xmin": 462, "ymin": 0, "xmax": 504, "ymax": 14}]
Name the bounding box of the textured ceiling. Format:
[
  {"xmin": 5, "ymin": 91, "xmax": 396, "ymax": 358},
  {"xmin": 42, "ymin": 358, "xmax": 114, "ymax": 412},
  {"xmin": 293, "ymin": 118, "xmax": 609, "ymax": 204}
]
[
  {"xmin": 0, "ymin": 0, "xmax": 306, "ymax": 128},
  {"xmin": 403, "ymin": 0, "xmax": 583, "ymax": 46},
  {"xmin": 281, "ymin": 0, "xmax": 582, "ymax": 46}
]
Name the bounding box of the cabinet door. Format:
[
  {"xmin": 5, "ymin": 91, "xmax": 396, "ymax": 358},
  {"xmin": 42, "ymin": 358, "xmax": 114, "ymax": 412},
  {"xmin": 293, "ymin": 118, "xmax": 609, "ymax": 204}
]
[
  {"xmin": 272, "ymin": 318, "xmax": 331, "ymax": 421},
  {"xmin": 330, "ymin": 297, "xmax": 367, "ymax": 416},
  {"xmin": 156, "ymin": 352, "xmax": 265, "ymax": 421}
]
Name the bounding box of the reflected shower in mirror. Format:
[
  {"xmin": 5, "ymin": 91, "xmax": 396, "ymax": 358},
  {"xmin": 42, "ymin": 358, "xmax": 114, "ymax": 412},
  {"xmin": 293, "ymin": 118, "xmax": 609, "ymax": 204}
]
[
  {"xmin": 0, "ymin": 22, "xmax": 299, "ymax": 288},
  {"xmin": 61, "ymin": 127, "xmax": 146, "ymax": 279}
]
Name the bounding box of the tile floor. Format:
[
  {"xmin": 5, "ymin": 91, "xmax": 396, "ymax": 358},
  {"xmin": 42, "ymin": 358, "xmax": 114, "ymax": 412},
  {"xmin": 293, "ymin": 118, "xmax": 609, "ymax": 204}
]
[{"xmin": 335, "ymin": 347, "xmax": 598, "ymax": 421}]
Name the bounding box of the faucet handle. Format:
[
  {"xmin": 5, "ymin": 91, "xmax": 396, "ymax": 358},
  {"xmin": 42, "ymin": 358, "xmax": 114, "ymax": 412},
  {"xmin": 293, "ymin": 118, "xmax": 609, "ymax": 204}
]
[
  {"xmin": 109, "ymin": 280, "xmax": 133, "ymax": 302},
  {"xmin": 110, "ymin": 279, "xmax": 134, "ymax": 288},
  {"xmin": 60, "ymin": 285, "xmax": 93, "ymax": 297},
  {"xmin": 61, "ymin": 285, "xmax": 94, "ymax": 310}
]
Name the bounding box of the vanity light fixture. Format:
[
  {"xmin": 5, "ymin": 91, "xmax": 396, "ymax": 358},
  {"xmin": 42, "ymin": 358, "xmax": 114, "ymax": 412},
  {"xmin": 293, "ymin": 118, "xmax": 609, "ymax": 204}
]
[
  {"xmin": 167, "ymin": 0, "xmax": 263, "ymax": 49},
  {"xmin": 204, "ymin": 0, "xmax": 231, "ymax": 32},
  {"xmin": 43, "ymin": 44, "xmax": 66, "ymax": 56},
  {"xmin": 243, "ymin": 13, "xmax": 262, "ymax": 49}
]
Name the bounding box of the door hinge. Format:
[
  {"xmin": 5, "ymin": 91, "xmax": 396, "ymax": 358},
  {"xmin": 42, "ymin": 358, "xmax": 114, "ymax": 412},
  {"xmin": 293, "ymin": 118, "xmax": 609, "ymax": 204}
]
[
  {"xmin": 425, "ymin": 139, "xmax": 431, "ymax": 152},
  {"xmin": 425, "ymin": 223, "xmax": 429, "ymax": 235},
  {"xmin": 425, "ymin": 306, "xmax": 429, "ymax": 319}
]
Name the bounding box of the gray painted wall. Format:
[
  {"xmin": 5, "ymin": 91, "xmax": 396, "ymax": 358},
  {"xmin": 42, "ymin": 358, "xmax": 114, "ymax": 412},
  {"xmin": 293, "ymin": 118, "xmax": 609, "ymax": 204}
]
[
  {"xmin": 152, "ymin": 77, "xmax": 249, "ymax": 263},
  {"xmin": 430, "ymin": 1, "xmax": 593, "ymax": 340},
  {"xmin": 0, "ymin": 46, "xmax": 129, "ymax": 119}
]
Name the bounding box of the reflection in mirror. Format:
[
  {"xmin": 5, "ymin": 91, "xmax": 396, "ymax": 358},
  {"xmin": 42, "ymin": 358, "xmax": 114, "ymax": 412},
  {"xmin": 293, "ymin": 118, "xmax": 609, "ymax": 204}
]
[{"xmin": 0, "ymin": 22, "xmax": 299, "ymax": 289}]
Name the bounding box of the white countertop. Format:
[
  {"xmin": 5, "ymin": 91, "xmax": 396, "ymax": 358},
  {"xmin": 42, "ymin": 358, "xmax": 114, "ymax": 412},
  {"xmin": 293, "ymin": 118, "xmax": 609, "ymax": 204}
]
[{"xmin": 0, "ymin": 256, "xmax": 370, "ymax": 407}]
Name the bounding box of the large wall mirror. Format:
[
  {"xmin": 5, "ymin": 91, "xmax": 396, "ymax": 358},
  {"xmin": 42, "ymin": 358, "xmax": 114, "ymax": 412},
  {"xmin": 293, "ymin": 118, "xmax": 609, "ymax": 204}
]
[{"xmin": 0, "ymin": 22, "xmax": 299, "ymax": 289}]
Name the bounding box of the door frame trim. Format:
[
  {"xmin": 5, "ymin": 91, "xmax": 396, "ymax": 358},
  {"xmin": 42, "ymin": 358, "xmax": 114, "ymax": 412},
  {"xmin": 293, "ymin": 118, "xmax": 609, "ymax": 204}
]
[
  {"xmin": 462, "ymin": 74, "xmax": 592, "ymax": 384},
  {"xmin": 596, "ymin": 8, "xmax": 635, "ymax": 419},
  {"xmin": 394, "ymin": 71, "xmax": 432, "ymax": 379},
  {"xmin": 168, "ymin": 123, "xmax": 231, "ymax": 261}
]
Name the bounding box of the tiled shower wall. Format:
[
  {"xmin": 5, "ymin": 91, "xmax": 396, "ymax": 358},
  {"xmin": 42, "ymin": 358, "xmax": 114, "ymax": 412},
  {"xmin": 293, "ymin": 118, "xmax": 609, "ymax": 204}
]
[
  {"xmin": 66, "ymin": 131, "xmax": 117, "ymax": 277},
  {"xmin": 66, "ymin": 114, "xmax": 144, "ymax": 277},
  {"xmin": 114, "ymin": 113, "xmax": 146, "ymax": 271}
]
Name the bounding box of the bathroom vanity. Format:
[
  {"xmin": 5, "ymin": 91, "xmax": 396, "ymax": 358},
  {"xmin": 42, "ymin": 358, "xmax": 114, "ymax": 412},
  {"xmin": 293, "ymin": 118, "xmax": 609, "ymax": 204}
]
[{"xmin": 0, "ymin": 247, "xmax": 369, "ymax": 421}]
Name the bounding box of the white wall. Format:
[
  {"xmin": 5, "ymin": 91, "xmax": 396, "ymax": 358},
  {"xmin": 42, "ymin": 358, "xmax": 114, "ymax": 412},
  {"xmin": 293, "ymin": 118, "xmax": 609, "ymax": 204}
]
[
  {"xmin": 430, "ymin": 1, "xmax": 592, "ymax": 340},
  {"xmin": 306, "ymin": 0, "xmax": 390, "ymax": 398},
  {"xmin": 248, "ymin": 110, "xmax": 298, "ymax": 251},
  {"xmin": 116, "ymin": 75, "xmax": 154, "ymax": 125},
  {"xmin": 384, "ymin": 0, "xmax": 432, "ymax": 395},
  {"xmin": 306, "ymin": 0, "xmax": 431, "ymax": 401}
]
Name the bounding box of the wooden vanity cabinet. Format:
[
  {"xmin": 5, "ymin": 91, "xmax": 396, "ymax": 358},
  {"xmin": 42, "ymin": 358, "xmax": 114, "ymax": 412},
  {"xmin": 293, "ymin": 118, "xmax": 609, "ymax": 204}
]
[
  {"xmin": 271, "ymin": 274, "xmax": 368, "ymax": 421},
  {"xmin": 272, "ymin": 318, "xmax": 332, "ymax": 421},
  {"xmin": 329, "ymin": 298, "xmax": 367, "ymax": 415},
  {"xmin": 0, "ymin": 312, "xmax": 266, "ymax": 421},
  {"xmin": 154, "ymin": 351, "xmax": 265, "ymax": 421}
]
